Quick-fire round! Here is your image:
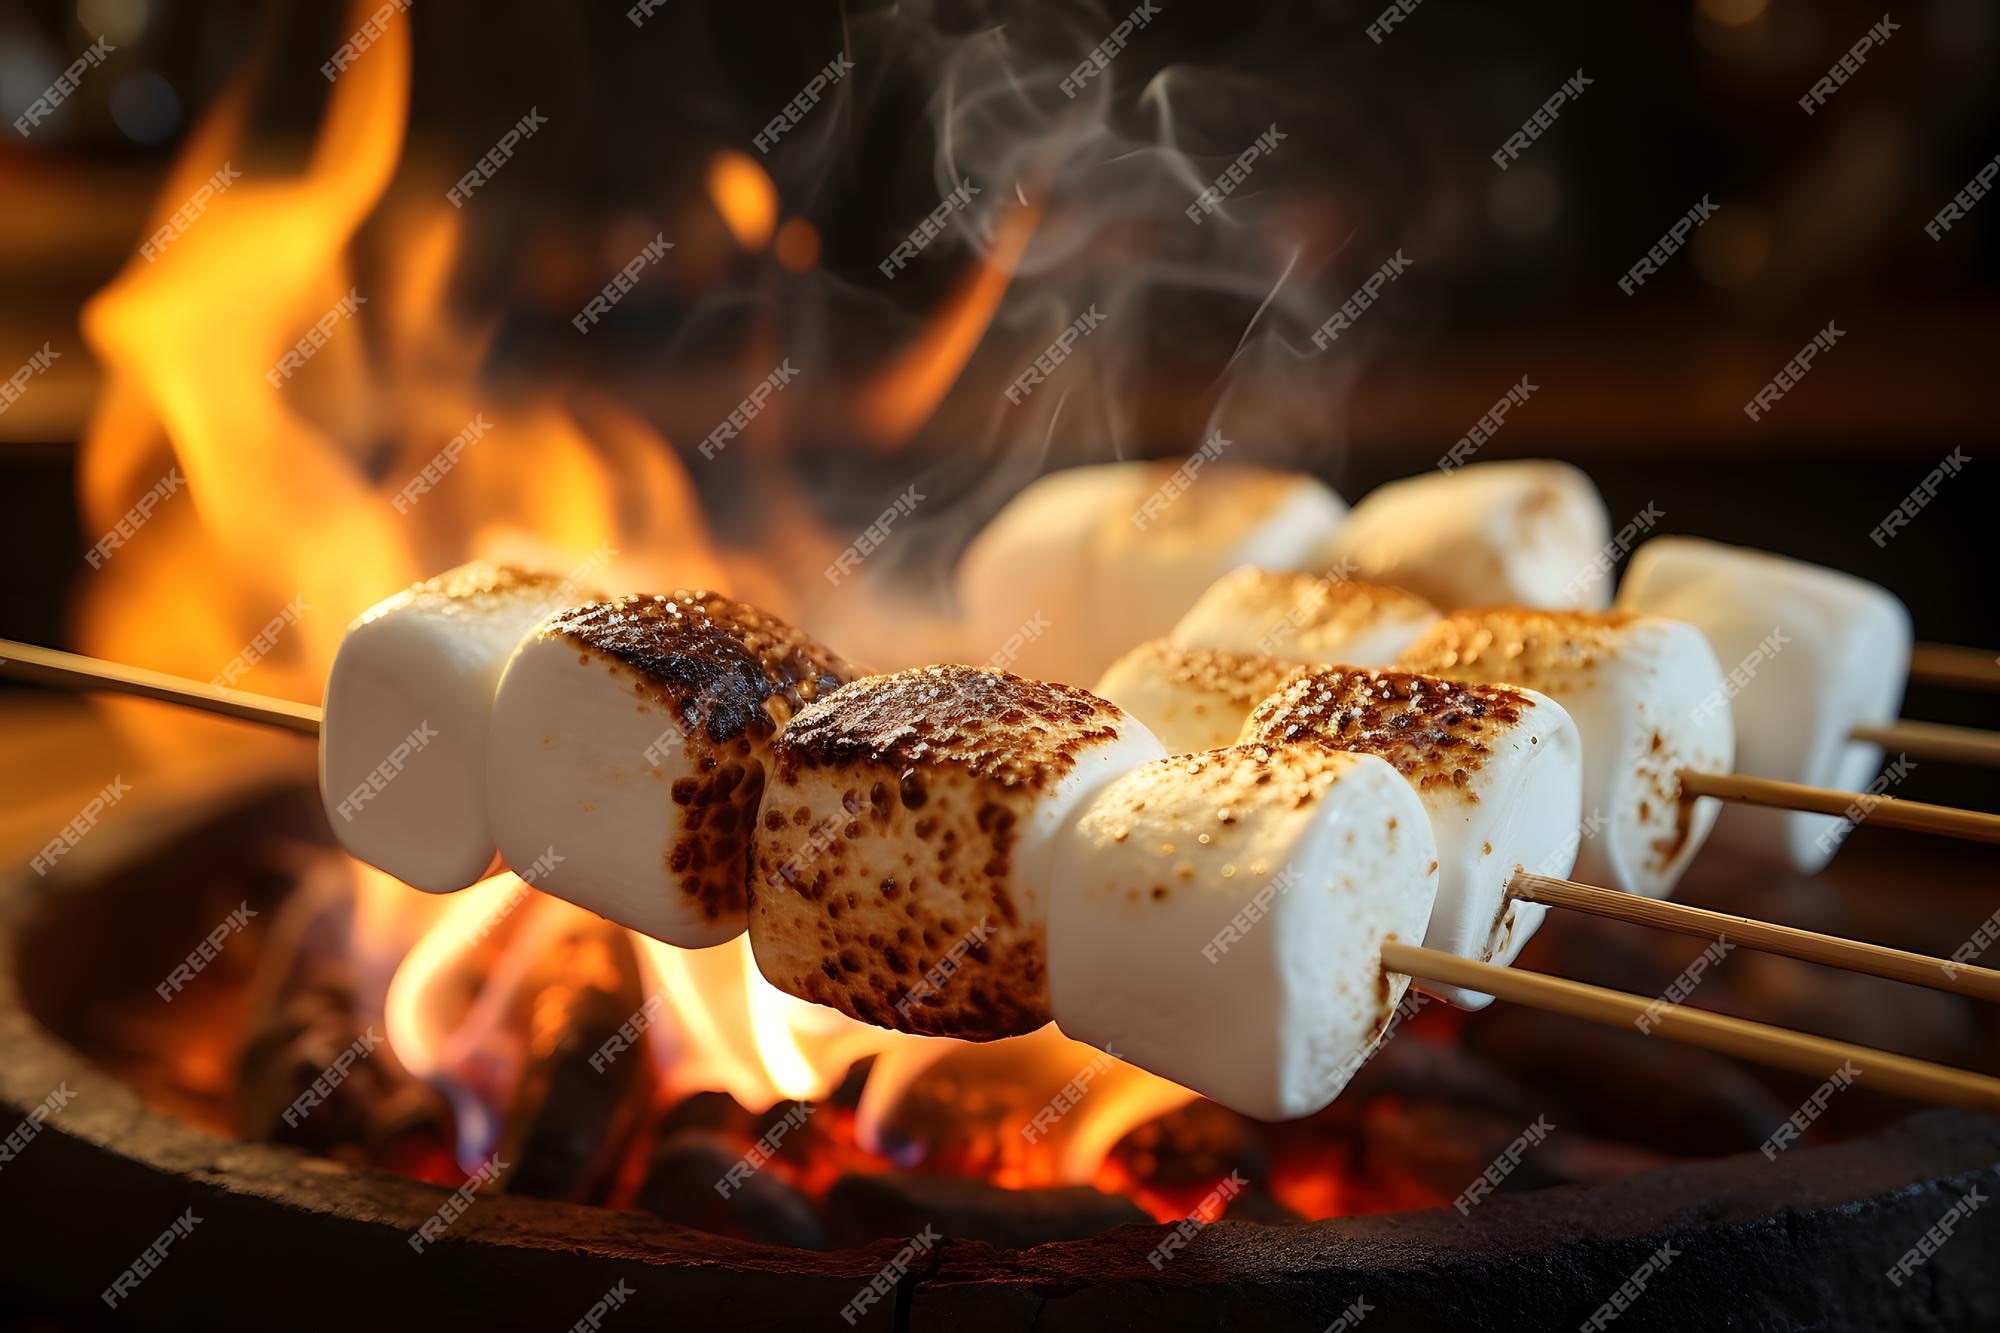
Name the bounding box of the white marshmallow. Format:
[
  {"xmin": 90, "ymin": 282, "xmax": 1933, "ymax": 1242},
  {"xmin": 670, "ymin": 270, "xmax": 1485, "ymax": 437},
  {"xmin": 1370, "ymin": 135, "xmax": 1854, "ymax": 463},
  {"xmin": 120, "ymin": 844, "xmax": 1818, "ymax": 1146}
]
[
  {"xmin": 1399, "ymin": 609, "xmax": 1734, "ymax": 901},
  {"xmin": 486, "ymin": 592, "xmax": 853, "ymax": 948},
  {"xmin": 1322, "ymin": 460, "xmax": 1612, "ymax": 609},
  {"xmin": 749, "ymin": 666, "xmax": 1167, "ymax": 1040},
  {"xmin": 1093, "ymin": 641, "xmax": 1310, "ymax": 754},
  {"xmin": 1617, "ymin": 537, "xmax": 1913, "ymax": 872},
  {"xmin": 1170, "ymin": 567, "xmax": 1439, "ymax": 664},
  {"xmin": 956, "ymin": 463, "xmax": 1347, "ymax": 685},
  {"xmin": 319, "ymin": 563, "xmax": 586, "ymax": 893},
  {"xmin": 1242, "ymin": 668, "xmax": 1582, "ymax": 1009},
  {"xmin": 1049, "ymin": 746, "xmax": 1438, "ymax": 1121}
]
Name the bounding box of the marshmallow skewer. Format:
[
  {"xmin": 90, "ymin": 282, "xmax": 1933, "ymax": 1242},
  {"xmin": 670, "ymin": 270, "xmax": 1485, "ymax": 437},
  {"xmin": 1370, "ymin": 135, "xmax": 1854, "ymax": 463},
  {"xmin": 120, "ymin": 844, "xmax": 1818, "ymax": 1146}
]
[
  {"xmin": 5, "ymin": 641, "xmax": 1998, "ymax": 1114},
  {"xmin": 1385, "ymin": 943, "xmax": 2000, "ymax": 1114},
  {"xmin": 15, "ymin": 636, "xmax": 2000, "ymax": 971}
]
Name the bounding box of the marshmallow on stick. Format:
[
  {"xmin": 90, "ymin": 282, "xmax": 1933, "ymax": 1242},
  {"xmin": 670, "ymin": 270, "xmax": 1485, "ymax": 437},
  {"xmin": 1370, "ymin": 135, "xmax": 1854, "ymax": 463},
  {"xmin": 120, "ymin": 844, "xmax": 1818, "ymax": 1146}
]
[
  {"xmin": 486, "ymin": 592, "xmax": 852, "ymax": 948},
  {"xmin": 1169, "ymin": 567, "xmax": 1439, "ymax": 664},
  {"xmin": 1616, "ymin": 537, "xmax": 1913, "ymax": 872},
  {"xmin": 320, "ymin": 562, "xmax": 591, "ymax": 893},
  {"xmin": 957, "ymin": 462, "xmax": 1347, "ymax": 685},
  {"xmin": 1093, "ymin": 641, "xmax": 1310, "ymax": 753},
  {"xmin": 1050, "ymin": 745, "xmax": 1439, "ymax": 1120},
  {"xmin": 1241, "ymin": 668, "xmax": 1583, "ymax": 1009},
  {"xmin": 749, "ymin": 666, "xmax": 1167, "ymax": 1039},
  {"xmin": 1398, "ymin": 608, "xmax": 1733, "ymax": 900},
  {"xmin": 1322, "ymin": 460, "xmax": 1612, "ymax": 609}
]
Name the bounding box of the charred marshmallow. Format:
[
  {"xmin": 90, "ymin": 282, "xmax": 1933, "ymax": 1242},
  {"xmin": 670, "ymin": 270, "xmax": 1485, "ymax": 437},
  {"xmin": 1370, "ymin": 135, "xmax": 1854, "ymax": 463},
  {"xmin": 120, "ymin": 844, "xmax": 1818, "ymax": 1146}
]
[
  {"xmin": 486, "ymin": 592, "xmax": 851, "ymax": 947},
  {"xmin": 748, "ymin": 666, "xmax": 1166, "ymax": 1040}
]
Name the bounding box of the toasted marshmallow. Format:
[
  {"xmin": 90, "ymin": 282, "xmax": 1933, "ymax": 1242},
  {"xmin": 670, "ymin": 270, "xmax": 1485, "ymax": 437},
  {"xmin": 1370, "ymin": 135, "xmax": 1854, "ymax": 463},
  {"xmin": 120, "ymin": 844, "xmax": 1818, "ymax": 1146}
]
[
  {"xmin": 486, "ymin": 592, "xmax": 852, "ymax": 948},
  {"xmin": 1617, "ymin": 537, "xmax": 1913, "ymax": 871},
  {"xmin": 956, "ymin": 462, "xmax": 1347, "ymax": 685},
  {"xmin": 1049, "ymin": 746, "xmax": 1438, "ymax": 1121},
  {"xmin": 1398, "ymin": 609, "xmax": 1733, "ymax": 900},
  {"xmin": 749, "ymin": 666, "xmax": 1167, "ymax": 1040},
  {"xmin": 1242, "ymin": 668, "xmax": 1582, "ymax": 1009},
  {"xmin": 1169, "ymin": 567, "xmax": 1439, "ymax": 664},
  {"xmin": 320, "ymin": 562, "xmax": 586, "ymax": 893},
  {"xmin": 1093, "ymin": 641, "xmax": 1310, "ymax": 754},
  {"xmin": 1323, "ymin": 460, "xmax": 1612, "ymax": 609}
]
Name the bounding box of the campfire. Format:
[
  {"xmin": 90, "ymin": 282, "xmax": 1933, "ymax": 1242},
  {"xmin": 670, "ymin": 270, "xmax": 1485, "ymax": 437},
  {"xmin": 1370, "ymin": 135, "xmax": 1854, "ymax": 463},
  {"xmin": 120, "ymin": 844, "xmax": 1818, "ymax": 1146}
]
[{"xmin": 4, "ymin": 2, "xmax": 1999, "ymax": 1328}]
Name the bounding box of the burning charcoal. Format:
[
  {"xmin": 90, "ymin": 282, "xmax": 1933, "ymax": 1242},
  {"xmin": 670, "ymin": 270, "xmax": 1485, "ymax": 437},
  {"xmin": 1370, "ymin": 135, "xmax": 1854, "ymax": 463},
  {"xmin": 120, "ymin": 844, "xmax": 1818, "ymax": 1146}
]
[
  {"xmin": 237, "ymin": 977, "xmax": 454, "ymax": 1171},
  {"xmin": 234, "ymin": 876, "xmax": 455, "ymax": 1172},
  {"xmin": 1359, "ymin": 1100, "xmax": 1667, "ymax": 1209},
  {"xmin": 1108, "ymin": 1100, "xmax": 1267, "ymax": 1192},
  {"xmin": 498, "ymin": 980, "xmax": 655, "ymax": 1205},
  {"xmin": 637, "ymin": 1130, "xmax": 826, "ymax": 1250},
  {"xmin": 748, "ymin": 1098, "xmax": 840, "ymax": 1162},
  {"xmin": 656, "ymin": 1089, "xmax": 755, "ymax": 1138},
  {"xmin": 1460, "ymin": 1005, "xmax": 1790, "ymax": 1157},
  {"xmin": 829, "ymin": 1056, "xmax": 874, "ymax": 1109},
  {"xmin": 1225, "ymin": 1187, "xmax": 1305, "ymax": 1225},
  {"xmin": 826, "ymin": 1172, "xmax": 1147, "ymax": 1250}
]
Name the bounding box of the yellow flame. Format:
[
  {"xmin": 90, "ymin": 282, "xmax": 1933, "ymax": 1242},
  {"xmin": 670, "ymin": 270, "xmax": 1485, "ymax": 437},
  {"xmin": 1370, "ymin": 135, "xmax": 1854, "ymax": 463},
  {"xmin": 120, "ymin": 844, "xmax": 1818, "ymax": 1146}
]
[{"xmin": 77, "ymin": 0, "xmax": 419, "ymax": 696}]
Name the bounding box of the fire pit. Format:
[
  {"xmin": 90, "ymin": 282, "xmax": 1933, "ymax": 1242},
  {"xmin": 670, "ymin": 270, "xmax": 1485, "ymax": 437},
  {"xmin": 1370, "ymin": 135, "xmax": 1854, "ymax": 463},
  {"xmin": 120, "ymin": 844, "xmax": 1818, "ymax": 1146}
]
[{"xmin": 2, "ymin": 776, "xmax": 1997, "ymax": 1330}]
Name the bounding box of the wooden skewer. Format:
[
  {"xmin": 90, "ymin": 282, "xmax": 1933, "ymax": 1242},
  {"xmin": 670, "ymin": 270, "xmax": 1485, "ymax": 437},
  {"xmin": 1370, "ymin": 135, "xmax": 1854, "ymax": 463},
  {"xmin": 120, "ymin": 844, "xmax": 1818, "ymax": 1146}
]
[
  {"xmin": 1850, "ymin": 719, "xmax": 2000, "ymax": 769},
  {"xmin": 1381, "ymin": 941, "xmax": 2000, "ymax": 1114},
  {"xmin": 1910, "ymin": 643, "xmax": 2000, "ymax": 693},
  {"xmin": 7, "ymin": 636, "xmax": 1999, "ymax": 939},
  {"xmin": 1678, "ymin": 769, "xmax": 2000, "ymax": 845},
  {"xmin": 1509, "ymin": 872, "xmax": 2000, "ymax": 1003},
  {"xmin": 0, "ymin": 638, "xmax": 321, "ymax": 736}
]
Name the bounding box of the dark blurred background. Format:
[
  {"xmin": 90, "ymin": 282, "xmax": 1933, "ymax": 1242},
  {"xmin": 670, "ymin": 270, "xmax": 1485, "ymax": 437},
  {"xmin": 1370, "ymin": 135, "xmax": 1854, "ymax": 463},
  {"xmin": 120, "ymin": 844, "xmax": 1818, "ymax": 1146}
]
[{"xmin": 1, "ymin": 0, "xmax": 1994, "ymax": 805}]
